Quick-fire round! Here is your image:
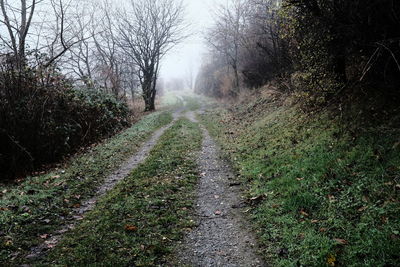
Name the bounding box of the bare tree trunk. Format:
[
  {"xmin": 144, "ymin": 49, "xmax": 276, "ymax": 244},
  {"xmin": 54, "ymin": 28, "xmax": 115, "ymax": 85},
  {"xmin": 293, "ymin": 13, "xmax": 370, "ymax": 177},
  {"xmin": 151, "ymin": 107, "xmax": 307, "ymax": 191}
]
[
  {"xmin": 233, "ymin": 63, "xmax": 240, "ymax": 93},
  {"xmin": 142, "ymin": 75, "xmax": 154, "ymax": 111},
  {"xmin": 117, "ymin": 0, "xmax": 186, "ymax": 112}
]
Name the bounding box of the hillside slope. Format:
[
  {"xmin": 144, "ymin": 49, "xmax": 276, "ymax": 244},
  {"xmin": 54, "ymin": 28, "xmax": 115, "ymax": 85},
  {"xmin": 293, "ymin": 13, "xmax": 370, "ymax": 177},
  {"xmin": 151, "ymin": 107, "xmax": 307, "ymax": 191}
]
[{"xmin": 200, "ymin": 92, "xmax": 400, "ymax": 266}]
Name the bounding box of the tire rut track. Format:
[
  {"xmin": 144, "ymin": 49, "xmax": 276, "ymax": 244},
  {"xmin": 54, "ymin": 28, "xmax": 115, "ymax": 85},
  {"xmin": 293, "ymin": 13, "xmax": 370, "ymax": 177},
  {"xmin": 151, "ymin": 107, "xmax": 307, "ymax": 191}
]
[
  {"xmin": 178, "ymin": 110, "xmax": 266, "ymax": 267},
  {"xmin": 25, "ymin": 108, "xmax": 184, "ymax": 262}
]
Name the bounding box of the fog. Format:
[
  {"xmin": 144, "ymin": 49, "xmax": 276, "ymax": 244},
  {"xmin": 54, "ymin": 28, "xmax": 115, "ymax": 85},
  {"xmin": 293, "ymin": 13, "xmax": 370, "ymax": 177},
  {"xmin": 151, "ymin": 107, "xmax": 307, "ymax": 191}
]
[
  {"xmin": 0, "ymin": 0, "xmax": 223, "ymax": 95},
  {"xmin": 160, "ymin": 0, "xmax": 223, "ymax": 88}
]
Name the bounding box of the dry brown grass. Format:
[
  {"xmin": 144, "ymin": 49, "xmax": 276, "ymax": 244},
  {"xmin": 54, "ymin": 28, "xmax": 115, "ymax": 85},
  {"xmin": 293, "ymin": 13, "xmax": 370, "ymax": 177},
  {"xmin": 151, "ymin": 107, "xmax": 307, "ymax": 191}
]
[{"xmin": 127, "ymin": 97, "xmax": 164, "ymax": 123}]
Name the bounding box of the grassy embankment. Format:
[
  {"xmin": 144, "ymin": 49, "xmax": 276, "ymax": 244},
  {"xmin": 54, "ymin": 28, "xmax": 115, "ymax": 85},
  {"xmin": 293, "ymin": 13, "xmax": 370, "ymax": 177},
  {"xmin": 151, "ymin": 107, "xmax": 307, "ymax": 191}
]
[
  {"xmin": 41, "ymin": 118, "xmax": 202, "ymax": 266},
  {"xmin": 0, "ymin": 111, "xmax": 172, "ymax": 265},
  {"xmin": 201, "ymin": 94, "xmax": 400, "ymax": 266}
]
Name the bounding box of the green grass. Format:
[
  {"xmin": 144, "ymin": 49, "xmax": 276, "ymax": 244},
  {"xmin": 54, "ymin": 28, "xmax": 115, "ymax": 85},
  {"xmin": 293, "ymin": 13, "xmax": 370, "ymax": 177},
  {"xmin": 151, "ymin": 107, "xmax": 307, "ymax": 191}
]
[
  {"xmin": 40, "ymin": 118, "xmax": 202, "ymax": 266},
  {"xmin": 181, "ymin": 95, "xmax": 202, "ymax": 111},
  {"xmin": 0, "ymin": 111, "xmax": 172, "ymax": 265},
  {"xmin": 200, "ymin": 100, "xmax": 400, "ymax": 266},
  {"xmin": 160, "ymin": 90, "xmax": 207, "ymax": 111},
  {"xmin": 160, "ymin": 91, "xmax": 185, "ymax": 107}
]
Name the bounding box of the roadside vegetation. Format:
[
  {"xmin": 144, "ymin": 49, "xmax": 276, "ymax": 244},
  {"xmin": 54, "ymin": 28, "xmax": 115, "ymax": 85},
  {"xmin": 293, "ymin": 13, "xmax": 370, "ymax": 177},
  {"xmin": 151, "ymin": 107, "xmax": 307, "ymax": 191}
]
[
  {"xmin": 1, "ymin": 0, "xmax": 400, "ymax": 266},
  {"xmin": 0, "ymin": 111, "xmax": 172, "ymax": 265},
  {"xmin": 39, "ymin": 118, "xmax": 202, "ymax": 266},
  {"xmin": 194, "ymin": 1, "xmax": 400, "ymax": 265},
  {"xmin": 200, "ymin": 95, "xmax": 400, "ymax": 266},
  {"xmin": 0, "ymin": 0, "xmax": 186, "ymax": 180}
]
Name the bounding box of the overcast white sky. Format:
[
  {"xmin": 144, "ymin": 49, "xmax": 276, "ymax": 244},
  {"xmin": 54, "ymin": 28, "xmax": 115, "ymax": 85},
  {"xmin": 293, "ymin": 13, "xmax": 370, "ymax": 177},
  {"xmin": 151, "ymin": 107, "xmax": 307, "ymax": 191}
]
[
  {"xmin": 160, "ymin": 0, "xmax": 224, "ymax": 82},
  {"xmin": 0, "ymin": 0, "xmax": 222, "ymax": 85}
]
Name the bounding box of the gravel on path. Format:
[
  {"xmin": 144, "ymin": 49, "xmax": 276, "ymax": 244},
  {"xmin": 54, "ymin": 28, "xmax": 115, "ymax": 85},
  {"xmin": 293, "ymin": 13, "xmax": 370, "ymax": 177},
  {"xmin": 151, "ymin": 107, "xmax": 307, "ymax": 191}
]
[{"xmin": 178, "ymin": 111, "xmax": 266, "ymax": 267}]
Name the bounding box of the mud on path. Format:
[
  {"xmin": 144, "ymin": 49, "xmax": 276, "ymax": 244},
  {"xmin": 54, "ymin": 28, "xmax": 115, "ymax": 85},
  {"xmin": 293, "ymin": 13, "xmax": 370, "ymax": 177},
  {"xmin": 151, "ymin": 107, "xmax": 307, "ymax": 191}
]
[
  {"xmin": 178, "ymin": 111, "xmax": 266, "ymax": 267},
  {"xmin": 26, "ymin": 108, "xmax": 185, "ymax": 260}
]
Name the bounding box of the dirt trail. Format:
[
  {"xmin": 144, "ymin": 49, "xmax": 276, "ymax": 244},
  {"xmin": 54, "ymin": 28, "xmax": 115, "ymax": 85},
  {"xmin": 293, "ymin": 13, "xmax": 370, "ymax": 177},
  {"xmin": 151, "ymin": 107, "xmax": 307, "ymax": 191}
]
[
  {"xmin": 178, "ymin": 111, "xmax": 266, "ymax": 267},
  {"xmin": 25, "ymin": 108, "xmax": 184, "ymax": 260}
]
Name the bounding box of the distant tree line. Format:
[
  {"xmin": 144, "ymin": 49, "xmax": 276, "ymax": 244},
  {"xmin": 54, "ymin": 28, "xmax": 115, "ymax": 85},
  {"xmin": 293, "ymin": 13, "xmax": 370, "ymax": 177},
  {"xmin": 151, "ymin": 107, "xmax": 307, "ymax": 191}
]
[
  {"xmin": 0, "ymin": 0, "xmax": 185, "ymax": 179},
  {"xmin": 195, "ymin": 0, "xmax": 400, "ymax": 107}
]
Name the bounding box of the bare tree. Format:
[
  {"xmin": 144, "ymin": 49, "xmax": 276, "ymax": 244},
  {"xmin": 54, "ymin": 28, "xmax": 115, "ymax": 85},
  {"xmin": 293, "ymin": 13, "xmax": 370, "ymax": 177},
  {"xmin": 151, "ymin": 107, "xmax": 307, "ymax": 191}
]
[
  {"xmin": 206, "ymin": 0, "xmax": 250, "ymax": 95},
  {"xmin": 0, "ymin": 0, "xmax": 85, "ymax": 70},
  {"xmin": 93, "ymin": 4, "xmax": 123, "ymax": 98},
  {"xmin": 185, "ymin": 60, "xmax": 195, "ymax": 90},
  {"xmin": 117, "ymin": 0, "xmax": 186, "ymax": 111},
  {"xmin": 119, "ymin": 56, "xmax": 140, "ymax": 105},
  {"xmin": 0, "ymin": 0, "xmax": 38, "ymax": 68},
  {"xmin": 62, "ymin": 2, "xmax": 98, "ymax": 87}
]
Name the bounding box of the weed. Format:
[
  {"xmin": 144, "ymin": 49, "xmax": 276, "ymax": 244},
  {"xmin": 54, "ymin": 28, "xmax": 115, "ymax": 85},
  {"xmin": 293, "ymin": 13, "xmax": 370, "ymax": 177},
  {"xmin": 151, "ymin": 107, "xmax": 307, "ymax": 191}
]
[
  {"xmin": 40, "ymin": 119, "xmax": 202, "ymax": 266},
  {"xmin": 0, "ymin": 112, "xmax": 172, "ymax": 265},
  {"xmin": 200, "ymin": 100, "xmax": 400, "ymax": 266}
]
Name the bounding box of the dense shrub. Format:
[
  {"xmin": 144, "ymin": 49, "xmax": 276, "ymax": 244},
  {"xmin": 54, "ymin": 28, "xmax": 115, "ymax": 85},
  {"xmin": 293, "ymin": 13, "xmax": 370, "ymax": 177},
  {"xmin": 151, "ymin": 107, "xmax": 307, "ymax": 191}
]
[
  {"xmin": 282, "ymin": 0, "xmax": 400, "ymax": 106},
  {"xmin": 0, "ymin": 64, "xmax": 129, "ymax": 180}
]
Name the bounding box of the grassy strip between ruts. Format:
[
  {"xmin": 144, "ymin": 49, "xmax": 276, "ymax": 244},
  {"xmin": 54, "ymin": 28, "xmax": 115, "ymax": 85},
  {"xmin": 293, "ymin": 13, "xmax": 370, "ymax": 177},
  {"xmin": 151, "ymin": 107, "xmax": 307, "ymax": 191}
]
[
  {"xmin": 200, "ymin": 99, "xmax": 400, "ymax": 267},
  {"xmin": 0, "ymin": 111, "xmax": 172, "ymax": 265},
  {"xmin": 39, "ymin": 118, "xmax": 202, "ymax": 266}
]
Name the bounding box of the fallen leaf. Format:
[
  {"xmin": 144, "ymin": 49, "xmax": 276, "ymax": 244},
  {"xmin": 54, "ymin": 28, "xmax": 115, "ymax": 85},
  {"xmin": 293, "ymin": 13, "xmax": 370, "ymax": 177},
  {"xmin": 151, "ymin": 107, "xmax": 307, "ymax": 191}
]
[
  {"xmin": 311, "ymin": 219, "xmax": 319, "ymax": 223},
  {"xmin": 319, "ymin": 228, "xmax": 328, "ymax": 232},
  {"xmin": 73, "ymin": 204, "xmax": 81, "ymax": 208},
  {"xmin": 249, "ymin": 194, "xmax": 266, "ymax": 204},
  {"xmin": 333, "ymin": 238, "xmax": 348, "ymax": 245},
  {"xmin": 40, "ymin": 234, "xmax": 49, "ymax": 239},
  {"xmin": 327, "ymin": 254, "xmax": 336, "ymax": 266},
  {"xmin": 51, "ymin": 175, "xmax": 60, "ymax": 179},
  {"xmin": 300, "ymin": 209, "xmax": 309, "ymax": 217},
  {"xmin": 358, "ymin": 206, "xmax": 368, "ymax": 212},
  {"xmin": 45, "ymin": 241, "xmax": 56, "ymax": 248},
  {"xmin": 214, "ymin": 210, "xmax": 222, "ymax": 215},
  {"xmin": 53, "ymin": 181, "xmax": 64, "ymax": 187},
  {"xmin": 124, "ymin": 224, "xmax": 138, "ymax": 232},
  {"xmin": 296, "ymin": 177, "xmax": 304, "ymax": 181}
]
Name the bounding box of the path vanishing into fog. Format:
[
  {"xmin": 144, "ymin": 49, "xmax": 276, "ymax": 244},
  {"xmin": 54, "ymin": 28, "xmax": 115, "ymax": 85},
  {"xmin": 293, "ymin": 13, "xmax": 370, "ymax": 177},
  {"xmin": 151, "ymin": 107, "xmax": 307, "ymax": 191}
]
[{"xmin": 25, "ymin": 96, "xmax": 265, "ymax": 266}]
